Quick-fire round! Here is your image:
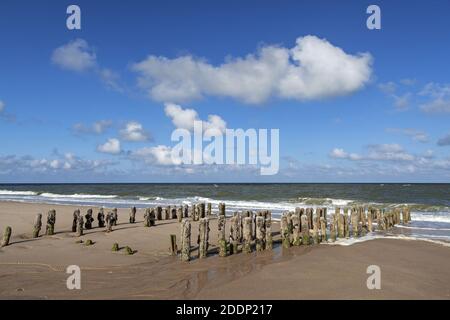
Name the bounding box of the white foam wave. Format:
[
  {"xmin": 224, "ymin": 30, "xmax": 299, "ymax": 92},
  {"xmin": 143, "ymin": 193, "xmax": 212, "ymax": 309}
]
[
  {"xmin": 0, "ymin": 190, "xmax": 38, "ymax": 196},
  {"xmin": 411, "ymin": 212, "xmax": 450, "ymax": 224},
  {"xmin": 329, "ymin": 233, "xmax": 450, "ymax": 247},
  {"xmin": 39, "ymin": 193, "xmax": 118, "ymax": 199}
]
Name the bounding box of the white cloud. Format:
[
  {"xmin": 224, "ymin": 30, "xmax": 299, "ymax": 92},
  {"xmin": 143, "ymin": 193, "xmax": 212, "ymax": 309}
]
[
  {"xmin": 51, "ymin": 39, "xmax": 97, "ymax": 72},
  {"xmin": 420, "ymin": 98, "xmax": 450, "ymax": 113},
  {"xmin": 164, "ymin": 103, "xmax": 226, "ymax": 135},
  {"xmin": 120, "ymin": 121, "xmax": 150, "ymax": 142},
  {"xmin": 73, "ymin": 120, "xmax": 113, "ymax": 135},
  {"xmin": 385, "ymin": 128, "xmax": 429, "ymax": 143},
  {"xmin": 132, "ymin": 35, "xmax": 372, "ymax": 104},
  {"xmin": 330, "ymin": 144, "xmax": 415, "ymax": 162},
  {"xmin": 419, "ymin": 83, "xmax": 450, "ymax": 113},
  {"xmin": 97, "ymin": 138, "xmax": 121, "ymax": 154},
  {"xmin": 437, "ymin": 133, "xmax": 450, "ymax": 146},
  {"xmin": 131, "ymin": 145, "xmax": 181, "ymax": 166}
]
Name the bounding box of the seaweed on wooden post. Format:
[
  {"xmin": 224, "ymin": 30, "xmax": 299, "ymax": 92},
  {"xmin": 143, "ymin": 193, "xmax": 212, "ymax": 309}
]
[
  {"xmin": 76, "ymin": 214, "xmax": 84, "ymax": 237},
  {"xmin": 230, "ymin": 213, "xmax": 240, "ymax": 254},
  {"xmin": 85, "ymin": 209, "xmax": 94, "ymax": 230},
  {"xmin": 97, "ymin": 208, "xmax": 105, "ymax": 228},
  {"xmin": 291, "ymin": 213, "xmax": 301, "ymax": 246},
  {"xmin": 256, "ymin": 216, "xmax": 265, "ymax": 251},
  {"xmin": 33, "ymin": 213, "xmax": 42, "ymax": 238},
  {"xmin": 329, "ymin": 214, "xmax": 337, "ymax": 242},
  {"xmin": 170, "ymin": 234, "xmax": 177, "ymax": 256},
  {"xmin": 218, "ymin": 215, "xmax": 227, "ymax": 257},
  {"xmin": 197, "ymin": 218, "xmax": 210, "ymax": 258},
  {"xmin": 46, "ymin": 210, "xmax": 56, "ymax": 235},
  {"xmin": 320, "ymin": 217, "xmax": 327, "ymax": 242},
  {"xmin": 180, "ymin": 219, "xmax": 191, "ymax": 262},
  {"xmin": 1, "ymin": 226, "xmax": 12, "ymax": 247},
  {"xmin": 265, "ymin": 211, "xmax": 273, "ymax": 250},
  {"xmin": 129, "ymin": 207, "xmax": 136, "ymax": 224},
  {"xmin": 281, "ymin": 213, "xmax": 291, "ymax": 249},
  {"xmin": 300, "ymin": 214, "xmax": 310, "ymax": 245},
  {"xmin": 111, "ymin": 243, "xmax": 119, "ymax": 252},
  {"xmin": 242, "ymin": 217, "xmax": 252, "ymax": 253},
  {"xmin": 207, "ymin": 203, "xmax": 212, "ymax": 216},
  {"xmin": 72, "ymin": 210, "xmax": 79, "ymax": 232}
]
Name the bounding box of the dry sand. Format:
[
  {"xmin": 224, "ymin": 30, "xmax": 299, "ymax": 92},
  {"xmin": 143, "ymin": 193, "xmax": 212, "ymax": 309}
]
[{"xmin": 0, "ymin": 201, "xmax": 449, "ymax": 299}]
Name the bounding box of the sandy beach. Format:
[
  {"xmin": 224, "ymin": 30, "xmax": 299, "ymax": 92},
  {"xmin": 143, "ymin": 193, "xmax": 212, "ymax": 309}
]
[{"xmin": 0, "ymin": 201, "xmax": 449, "ymax": 299}]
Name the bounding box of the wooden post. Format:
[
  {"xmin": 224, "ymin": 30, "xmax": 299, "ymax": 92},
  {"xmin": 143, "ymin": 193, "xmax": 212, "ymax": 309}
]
[
  {"xmin": 312, "ymin": 209, "xmax": 320, "ymax": 244},
  {"xmin": 171, "ymin": 207, "xmax": 177, "ymax": 220},
  {"xmin": 218, "ymin": 215, "xmax": 227, "ymax": 257},
  {"xmin": 351, "ymin": 208, "xmax": 359, "ymax": 237},
  {"xmin": 180, "ymin": 219, "xmax": 191, "ymax": 262},
  {"xmin": 301, "ymin": 214, "xmax": 310, "ymax": 245},
  {"xmin": 1, "ymin": 226, "xmax": 12, "ymax": 247},
  {"xmin": 338, "ymin": 213, "xmax": 345, "ymax": 238},
  {"xmin": 359, "ymin": 207, "xmax": 367, "ymax": 236},
  {"xmin": 183, "ymin": 205, "xmax": 189, "ymax": 218},
  {"xmin": 376, "ymin": 209, "xmax": 383, "ymax": 231},
  {"xmin": 112, "ymin": 243, "xmax": 119, "ymax": 251},
  {"xmin": 164, "ymin": 207, "xmax": 170, "ymax": 220},
  {"xmin": 219, "ymin": 203, "xmax": 226, "ymax": 216},
  {"xmin": 189, "ymin": 205, "xmax": 195, "ymax": 220},
  {"xmin": 106, "ymin": 212, "xmax": 114, "ymax": 232},
  {"xmin": 177, "ymin": 207, "xmax": 183, "ymax": 223},
  {"xmin": 367, "ymin": 210, "xmax": 373, "ymax": 232},
  {"xmin": 242, "ymin": 217, "xmax": 252, "ymax": 253},
  {"xmin": 112, "ymin": 208, "xmax": 118, "ymax": 226},
  {"xmin": 46, "ymin": 210, "xmax": 56, "ymax": 235},
  {"xmin": 291, "ymin": 213, "xmax": 301, "ymax": 246},
  {"xmin": 129, "ymin": 207, "xmax": 136, "ymax": 223},
  {"xmin": 320, "ymin": 217, "xmax": 327, "ymax": 242},
  {"xmin": 329, "ymin": 213, "xmax": 336, "ymax": 242},
  {"xmin": 170, "ymin": 234, "xmax": 177, "ymax": 256},
  {"xmin": 198, "ymin": 203, "xmax": 206, "ymax": 218},
  {"xmin": 256, "ymin": 216, "xmax": 265, "ymax": 251},
  {"xmin": 72, "ymin": 210, "xmax": 79, "ymax": 232},
  {"xmin": 76, "ymin": 214, "xmax": 84, "ymax": 237},
  {"xmin": 281, "ymin": 213, "xmax": 291, "ymax": 248},
  {"xmin": 97, "ymin": 208, "xmax": 105, "ymax": 228},
  {"xmin": 207, "ymin": 203, "xmax": 212, "ymax": 216},
  {"xmin": 306, "ymin": 208, "xmax": 313, "ymax": 231},
  {"xmin": 198, "ymin": 218, "xmax": 209, "ymax": 258},
  {"xmin": 33, "ymin": 213, "xmax": 42, "ymax": 238},
  {"xmin": 85, "ymin": 209, "xmax": 94, "ymax": 230},
  {"xmin": 265, "ymin": 211, "xmax": 273, "ymax": 250},
  {"xmin": 230, "ymin": 213, "xmax": 240, "ymax": 254},
  {"xmin": 144, "ymin": 208, "xmax": 151, "ymax": 227},
  {"xmin": 156, "ymin": 206, "xmax": 162, "ymax": 220}
]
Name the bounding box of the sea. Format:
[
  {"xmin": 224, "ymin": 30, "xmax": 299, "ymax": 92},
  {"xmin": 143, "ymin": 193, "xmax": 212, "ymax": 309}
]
[{"xmin": 1, "ymin": 183, "xmax": 449, "ymax": 245}]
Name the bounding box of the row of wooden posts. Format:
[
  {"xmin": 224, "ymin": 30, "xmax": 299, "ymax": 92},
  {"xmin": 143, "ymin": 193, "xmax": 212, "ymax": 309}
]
[{"xmin": 177, "ymin": 205, "xmax": 412, "ymax": 261}]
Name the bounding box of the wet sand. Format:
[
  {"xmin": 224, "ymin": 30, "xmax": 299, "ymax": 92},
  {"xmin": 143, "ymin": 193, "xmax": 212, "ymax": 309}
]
[{"xmin": 1, "ymin": 201, "xmax": 450, "ymax": 299}]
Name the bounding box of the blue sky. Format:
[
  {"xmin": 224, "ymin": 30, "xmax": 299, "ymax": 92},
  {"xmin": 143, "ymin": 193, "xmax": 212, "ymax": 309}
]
[{"xmin": 0, "ymin": 0, "xmax": 449, "ymax": 183}]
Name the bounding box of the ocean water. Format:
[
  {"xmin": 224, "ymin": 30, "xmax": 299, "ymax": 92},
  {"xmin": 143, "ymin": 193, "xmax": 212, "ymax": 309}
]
[{"xmin": 0, "ymin": 183, "xmax": 449, "ymax": 244}]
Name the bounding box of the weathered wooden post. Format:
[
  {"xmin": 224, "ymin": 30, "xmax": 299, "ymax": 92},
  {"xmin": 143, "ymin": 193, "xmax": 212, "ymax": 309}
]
[
  {"xmin": 329, "ymin": 213, "xmax": 337, "ymax": 242},
  {"xmin": 306, "ymin": 208, "xmax": 313, "ymax": 231},
  {"xmin": 351, "ymin": 208, "xmax": 359, "ymax": 237},
  {"xmin": 112, "ymin": 208, "xmax": 118, "ymax": 226},
  {"xmin": 320, "ymin": 217, "xmax": 327, "ymax": 242},
  {"xmin": 265, "ymin": 211, "xmax": 273, "ymax": 250},
  {"xmin": 256, "ymin": 216, "xmax": 265, "ymax": 251},
  {"xmin": 242, "ymin": 217, "xmax": 252, "ymax": 253},
  {"xmin": 72, "ymin": 210, "xmax": 79, "ymax": 232},
  {"xmin": 338, "ymin": 213, "xmax": 345, "ymax": 238},
  {"xmin": 300, "ymin": 214, "xmax": 310, "ymax": 245},
  {"xmin": 359, "ymin": 207, "xmax": 367, "ymax": 236},
  {"xmin": 207, "ymin": 203, "xmax": 212, "ymax": 216},
  {"xmin": 149, "ymin": 208, "xmax": 156, "ymax": 226},
  {"xmin": 219, "ymin": 203, "xmax": 226, "ymax": 217},
  {"xmin": 312, "ymin": 209, "xmax": 320, "ymax": 244},
  {"xmin": 144, "ymin": 208, "xmax": 151, "ymax": 227},
  {"xmin": 169, "ymin": 234, "xmax": 177, "ymax": 256},
  {"xmin": 156, "ymin": 206, "xmax": 162, "ymax": 220},
  {"xmin": 32, "ymin": 213, "xmax": 42, "ymax": 238},
  {"xmin": 344, "ymin": 210, "xmax": 350, "ymax": 238},
  {"xmin": 76, "ymin": 214, "xmax": 84, "ymax": 237},
  {"xmin": 183, "ymin": 205, "xmax": 189, "ymax": 218},
  {"xmin": 281, "ymin": 213, "xmax": 291, "ymax": 248},
  {"xmin": 189, "ymin": 205, "xmax": 195, "ymax": 220},
  {"xmin": 230, "ymin": 213, "xmax": 240, "ymax": 254},
  {"xmin": 367, "ymin": 210, "xmax": 373, "ymax": 232},
  {"xmin": 198, "ymin": 203, "xmax": 206, "ymax": 219},
  {"xmin": 112, "ymin": 243, "xmax": 119, "ymax": 252},
  {"xmin": 129, "ymin": 207, "xmax": 136, "ymax": 223},
  {"xmin": 106, "ymin": 212, "xmax": 114, "ymax": 232},
  {"xmin": 376, "ymin": 209, "xmax": 383, "ymax": 230},
  {"xmin": 177, "ymin": 207, "xmax": 183, "ymax": 222},
  {"xmin": 1, "ymin": 226, "xmax": 12, "ymax": 247},
  {"xmin": 97, "ymin": 208, "xmax": 105, "ymax": 228},
  {"xmin": 46, "ymin": 210, "xmax": 56, "ymax": 235},
  {"xmin": 171, "ymin": 207, "xmax": 177, "ymax": 220},
  {"xmin": 180, "ymin": 219, "xmax": 191, "ymax": 262},
  {"xmin": 85, "ymin": 209, "xmax": 94, "ymax": 229},
  {"xmin": 218, "ymin": 215, "xmax": 227, "ymax": 257},
  {"xmin": 291, "ymin": 213, "xmax": 301, "ymax": 246},
  {"xmin": 198, "ymin": 218, "xmax": 209, "ymax": 258}
]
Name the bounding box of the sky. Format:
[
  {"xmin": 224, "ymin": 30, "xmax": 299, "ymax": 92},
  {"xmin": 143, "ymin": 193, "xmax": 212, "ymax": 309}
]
[{"xmin": 0, "ymin": 0, "xmax": 449, "ymax": 183}]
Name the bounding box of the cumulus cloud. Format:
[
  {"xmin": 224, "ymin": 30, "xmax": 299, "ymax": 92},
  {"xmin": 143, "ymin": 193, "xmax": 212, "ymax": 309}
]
[
  {"xmin": 420, "ymin": 83, "xmax": 450, "ymax": 113},
  {"xmin": 73, "ymin": 120, "xmax": 113, "ymax": 135},
  {"xmin": 97, "ymin": 138, "xmax": 121, "ymax": 154},
  {"xmin": 120, "ymin": 121, "xmax": 151, "ymax": 142},
  {"xmin": 164, "ymin": 103, "xmax": 226, "ymax": 135},
  {"xmin": 132, "ymin": 35, "xmax": 372, "ymax": 104},
  {"xmin": 51, "ymin": 39, "xmax": 97, "ymax": 72},
  {"xmin": 130, "ymin": 145, "xmax": 181, "ymax": 166},
  {"xmin": 385, "ymin": 128, "xmax": 429, "ymax": 143},
  {"xmin": 437, "ymin": 133, "xmax": 450, "ymax": 146}
]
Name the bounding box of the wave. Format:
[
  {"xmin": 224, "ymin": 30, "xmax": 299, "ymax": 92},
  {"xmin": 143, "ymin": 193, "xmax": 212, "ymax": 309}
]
[
  {"xmin": 329, "ymin": 234, "xmax": 450, "ymax": 247},
  {"xmin": 39, "ymin": 193, "xmax": 118, "ymax": 199},
  {"xmin": 0, "ymin": 189, "xmax": 38, "ymax": 196}
]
